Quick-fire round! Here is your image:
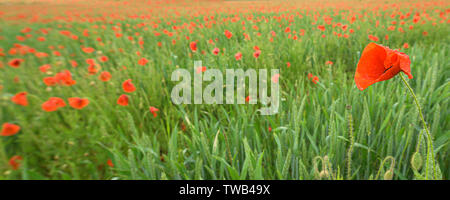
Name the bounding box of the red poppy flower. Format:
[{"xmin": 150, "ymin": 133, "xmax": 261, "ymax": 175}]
[
  {"xmin": 68, "ymin": 97, "xmax": 89, "ymax": 109},
  {"xmin": 196, "ymin": 66, "xmax": 206, "ymax": 74},
  {"xmin": 87, "ymin": 58, "xmax": 96, "ymax": 66},
  {"xmin": 403, "ymin": 43, "xmax": 409, "ymax": 49},
  {"xmin": 99, "ymin": 56, "xmax": 108, "ymax": 62},
  {"xmin": 11, "ymin": 92, "xmax": 28, "ymax": 106},
  {"xmin": 107, "ymin": 159, "xmax": 114, "ymax": 167},
  {"xmin": 224, "ymin": 30, "xmax": 233, "ymax": 39},
  {"xmin": 42, "ymin": 97, "xmax": 66, "ymax": 112},
  {"xmin": 71, "ymin": 60, "xmax": 78, "ymax": 67},
  {"xmin": 355, "ymin": 42, "xmax": 412, "ymax": 91},
  {"xmin": 88, "ymin": 64, "xmax": 99, "ymax": 75},
  {"xmin": 99, "ymin": 71, "xmax": 112, "ymax": 82},
  {"xmin": 117, "ymin": 94, "xmax": 129, "ymax": 106},
  {"xmin": 317, "ymin": 25, "xmax": 326, "ymax": 31},
  {"xmin": 122, "ymin": 79, "xmax": 136, "ymax": 93},
  {"xmin": 55, "ymin": 70, "xmax": 76, "ymax": 86},
  {"xmin": 82, "ymin": 47, "xmax": 95, "ymax": 53},
  {"xmin": 43, "ymin": 77, "xmax": 57, "ymax": 86},
  {"xmin": 9, "ymin": 155, "xmax": 23, "ymax": 170},
  {"xmin": 39, "ymin": 64, "xmax": 51, "ymax": 73},
  {"xmin": 212, "ymin": 47, "xmax": 219, "ymax": 55},
  {"xmin": 368, "ymin": 35, "xmax": 379, "ymax": 42},
  {"xmin": 1, "ymin": 123, "xmax": 21, "ymax": 136},
  {"xmin": 271, "ymin": 73, "xmax": 280, "ymax": 83},
  {"xmin": 138, "ymin": 58, "xmax": 148, "ymax": 66},
  {"xmin": 149, "ymin": 106, "xmax": 159, "ymax": 117},
  {"xmin": 235, "ymin": 52, "xmax": 242, "ymax": 60},
  {"xmin": 312, "ymin": 76, "xmax": 319, "ymax": 84},
  {"xmin": 189, "ymin": 42, "xmax": 197, "ymax": 52},
  {"xmin": 284, "ymin": 27, "xmax": 291, "ymax": 33},
  {"xmin": 253, "ymin": 50, "xmax": 261, "ymax": 58},
  {"xmin": 8, "ymin": 58, "xmax": 23, "ymax": 68}
]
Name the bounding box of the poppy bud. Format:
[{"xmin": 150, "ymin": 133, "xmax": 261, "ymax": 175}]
[
  {"xmin": 411, "ymin": 152, "xmax": 423, "ymax": 171},
  {"xmin": 383, "ymin": 169, "xmax": 394, "ymax": 180},
  {"xmin": 319, "ymin": 170, "xmax": 329, "ymax": 179}
]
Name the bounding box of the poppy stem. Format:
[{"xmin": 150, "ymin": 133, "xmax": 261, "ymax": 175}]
[{"xmin": 399, "ymin": 74, "xmax": 436, "ymax": 179}]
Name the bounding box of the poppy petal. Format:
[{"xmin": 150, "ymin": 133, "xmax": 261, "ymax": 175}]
[
  {"xmin": 355, "ymin": 43, "xmax": 387, "ymax": 90},
  {"xmin": 399, "ymin": 53, "xmax": 413, "ymax": 79}
]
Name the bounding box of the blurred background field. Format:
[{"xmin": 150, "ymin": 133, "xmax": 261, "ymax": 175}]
[{"xmin": 0, "ymin": 0, "xmax": 448, "ymax": 180}]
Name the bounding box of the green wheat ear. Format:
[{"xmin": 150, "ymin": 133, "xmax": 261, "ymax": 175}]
[
  {"xmin": 346, "ymin": 106, "xmax": 354, "ymax": 180},
  {"xmin": 126, "ymin": 112, "xmax": 139, "ymax": 136}
]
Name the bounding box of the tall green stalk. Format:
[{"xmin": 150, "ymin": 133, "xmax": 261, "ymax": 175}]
[{"xmin": 399, "ymin": 74, "xmax": 436, "ymax": 179}]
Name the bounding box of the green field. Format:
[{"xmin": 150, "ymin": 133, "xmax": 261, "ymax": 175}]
[{"xmin": 0, "ymin": 0, "xmax": 448, "ymax": 180}]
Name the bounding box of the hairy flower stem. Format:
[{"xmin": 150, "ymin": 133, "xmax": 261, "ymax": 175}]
[{"xmin": 400, "ymin": 74, "xmax": 436, "ymax": 179}]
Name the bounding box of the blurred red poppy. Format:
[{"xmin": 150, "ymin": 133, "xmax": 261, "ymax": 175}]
[
  {"xmin": 68, "ymin": 97, "xmax": 89, "ymax": 109},
  {"xmin": 272, "ymin": 74, "xmax": 280, "ymax": 83},
  {"xmin": 149, "ymin": 106, "xmax": 159, "ymax": 117},
  {"xmin": 39, "ymin": 64, "xmax": 51, "ymax": 73},
  {"xmin": 368, "ymin": 35, "xmax": 379, "ymax": 42},
  {"xmin": 253, "ymin": 50, "xmax": 261, "ymax": 58},
  {"xmin": 235, "ymin": 52, "xmax": 242, "ymax": 60},
  {"xmin": 11, "ymin": 92, "xmax": 28, "ymax": 106},
  {"xmin": 99, "ymin": 56, "xmax": 108, "ymax": 62},
  {"xmin": 212, "ymin": 47, "xmax": 219, "ymax": 55},
  {"xmin": 9, "ymin": 155, "xmax": 23, "ymax": 170},
  {"xmin": 224, "ymin": 30, "xmax": 233, "ymax": 39},
  {"xmin": 1, "ymin": 123, "xmax": 21, "ymax": 136},
  {"xmin": 43, "ymin": 77, "xmax": 57, "ymax": 86},
  {"xmin": 138, "ymin": 58, "xmax": 148, "ymax": 66},
  {"xmin": 71, "ymin": 60, "xmax": 78, "ymax": 67},
  {"xmin": 99, "ymin": 71, "xmax": 112, "ymax": 82},
  {"xmin": 8, "ymin": 58, "xmax": 23, "ymax": 68},
  {"xmin": 82, "ymin": 47, "xmax": 95, "ymax": 53},
  {"xmin": 122, "ymin": 79, "xmax": 136, "ymax": 93},
  {"xmin": 42, "ymin": 97, "xmax": 66, "ymax": 112},
  {"xmin": 107, "ymin": 159, "xmax": 114, "ymax": 167},
  {"xmin": 196, "ymin": 66, "xmax": 206, "ymax": 74},
  {"xmin": 55, "ymin": 70, "xmax": 76, "ymax": 86},
  {"xmin": 189, "ymin": 42, "xmax": 197, "ymax": 52},
  {"xmin": 117, "ymin": 94, "xmax": 129, "ymax": 106},
  {"xmin": 312, "ymin": 76, "xmax": 319, "ymax": 84}
]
